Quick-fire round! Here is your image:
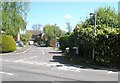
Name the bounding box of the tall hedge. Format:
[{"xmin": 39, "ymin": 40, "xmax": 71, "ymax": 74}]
[
  {"xmin": 95, "ymin": 33, "xmax": 120, "ymax": 66},
  {"xmin": 59, "ymin": 6, "xmax": 120, "ymax": 67},
  {"xmin": 59, "ymin": 25, "xmax": 120, "ymax": 67},
  {"xmin": 0, "ymin": 35, "xmax": 16, "ymax": 53}
]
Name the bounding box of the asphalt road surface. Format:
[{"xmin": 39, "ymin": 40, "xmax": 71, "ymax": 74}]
[{"xmin": 0, "ymin": 46, "xmax": 119, "ymax": 82}]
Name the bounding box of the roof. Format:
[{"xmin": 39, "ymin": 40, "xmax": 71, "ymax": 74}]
[{"xmin": 26, "ymin": 30, "xmax": 42, "ymax": 36}]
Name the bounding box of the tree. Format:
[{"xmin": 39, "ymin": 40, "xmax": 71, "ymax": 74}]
[
  {"xmin": 1, "ymin": 1, "xmax": 29, "ymax": 37},
  {"xmin": 32, "ymin": 24, "xmax": 41, "ymax": 30},
  {"xmin": 21, "ymin": 32, "xmax": 32, "ymax": 45},
  {"xmin": 96, "ymin": 6, "xmax": 118, "ymax": 28},
  {"xmin": 66, "ymin": 22, "xmax": 72, "ymax": 32},
  {"xmin": 43, "ymin": 24, "xmax": 63, "ymax": 40},
  {"xmin": 62, "ymin": 6, "xmax": 120, "ymax": 67},
  {"xmin": 118, "ymin": 11, "xmax": 120, "ymax": 28},
  {"xmin": 80, "ymin": 6, "xmax": 119, "ymax": 29}
]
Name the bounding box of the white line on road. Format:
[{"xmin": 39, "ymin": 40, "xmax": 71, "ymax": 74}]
[
  {"xmin": 16, "ymin": 46, "xmax": 32, "ymax": 55},
  {"xmin": 0, "ymin": 71, "xmax": 14, "ymax": 75},
  {"xmin": 41, "ymin": 50, "xmax": 45, "ymax": 55},
  {"xmin": 107, "ymin": 71, "xmax": 118, "ymax": 74},
  {"xmin": 0, "ymin": 59, "xmax": 11, "ymax": 62},
  {"xmin": 0, "ymin": 59, "xmax": 12, "ymax": 62},
  {"xmin": 14, "ymin": 56, "xmax": 37, "ymax": 62},
  {"xmin": 1, "ymin": 58, "xmax": 118, "ymax": 74}
]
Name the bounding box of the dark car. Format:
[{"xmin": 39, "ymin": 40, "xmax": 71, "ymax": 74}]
[{"xmin": 40, "ymin": 42, "xmax": 46, "ymax": 47}]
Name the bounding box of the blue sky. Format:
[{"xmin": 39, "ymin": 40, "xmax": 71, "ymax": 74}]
[{"xmin": 26, "ymin": 2, "xmax": 119, "ymax": 31}]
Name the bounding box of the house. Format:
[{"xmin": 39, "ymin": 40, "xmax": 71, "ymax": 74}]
[{"xmin": 26, "ymin": 30, "xmax": 43, "ymax": 44}]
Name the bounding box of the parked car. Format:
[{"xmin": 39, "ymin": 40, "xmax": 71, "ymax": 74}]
[
  {"xmin": 16, "ymin": 41, "xmax": 24, "ymax": 47},
  {"xmin": 40, "ymin": 42, "xmax": 46, "ymax": 47}
]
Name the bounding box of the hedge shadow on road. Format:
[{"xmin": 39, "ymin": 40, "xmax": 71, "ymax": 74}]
[{"xmin": 49, "ymin": 51, "xmax": 120, "ymax": 73}]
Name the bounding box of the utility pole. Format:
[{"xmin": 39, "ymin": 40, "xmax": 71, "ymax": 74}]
[{"xmin": 54, "ymin": 24, "xmax": 57, "ymax": 47}]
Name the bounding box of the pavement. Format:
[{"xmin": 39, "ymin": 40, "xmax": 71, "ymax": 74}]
[{"xmin": 0, "ymin": 45, "xmax": 119, "ymax": 82}]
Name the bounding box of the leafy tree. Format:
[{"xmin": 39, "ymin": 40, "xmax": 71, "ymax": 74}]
[
  {"xmin": 43, "ymin": 24, "xmax": 63, "ymax": 40},
  {"xmin": 21, "ymin": 32, "xmax": 32, "ymax": 45},
  {"xmin": 96, "ymin": 6, "xmax": 118, "ymax": 28},
  {"xmin": 79, "ymin": 6, "xmax": 119, "ymax": 29},
  {"xmin": 66, "ymin": 22, "xmax": 72, "ymax": 32},
  {"xmin": 1, "ymin": 1, "xmax": 29, "ymax": 37},
  {"xmin": 118, "ymin": 12, "xmax": 120, "ymax": 28},
  {"xmin": 21, "ymin": 32, "xmax": 32, "ymax": 41},
  {"xmin": 32, "ymin": 24, "xmax": 41, "ymax": 30}
]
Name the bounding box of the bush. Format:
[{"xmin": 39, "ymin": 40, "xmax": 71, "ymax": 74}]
[
  {"xmin": 59, "ymin": 33, "xmax": 74, "ymax": 52},
  {"xmin": 61, "ymin": 25, "xmax": 120, "ymax": 67},
  {"xmin": 20, "ymin": 33, "xmax": 32, "ymax": 45},
  {"xmin": 59, "ymin": 6, "xmax": 120, "ymax": 67},
  {"xmin": 0, "ymin": 35, "xmax": 16, "ymax": 53},
  {"xmin": 59, "ymin": 36, "xmax": 69, "ymax": 52},
  {"xmin": 74, "ymin": 26, "xmax": 120, "ymax": 67},
  {"xmin": 95, "ymin": 33, "xmax": 120, "ymax": 67}
]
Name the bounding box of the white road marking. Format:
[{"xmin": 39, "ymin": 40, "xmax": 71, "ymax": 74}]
[
  {"xmin": 107, "ymin": 71, "xmax": 118, "ymax": 74},
  {"xmin": 1, "ymin": 59, "xmax": 118, "ymax": 73},
  {"xmin": 55, "ymin": 65, "xmax": 87, "ymax": 72},
  {"xmin": 41, "ymin": 50, "xmax": 45, "ymax": 55},
  {"xmin": 0, "ymin": 71, "xmax": 14, "ymax": 75},
  {"xmin": 0, "ymin": 59, "xmax": 12, "ymax": 62},
  {"xmin": 14, "ymin": 56, "xmax": 37, "ymax": 62},
  {"xmin": 38, "ymin": 48, "xmax": 51, "ymax": 50},
  {"xmin": 43, "ymin": 52, "xmax": 44, "ymax": 55},
  {"xmin": 16, "ymin": 46, "xmax": 32, "ymax": 54},
  {"xmin": 0, "ymin": 59, "xmax": 11, "ymax": 62}
]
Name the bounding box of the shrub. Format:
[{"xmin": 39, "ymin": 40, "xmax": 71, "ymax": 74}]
[
  {"xmin": 74, "ymin": 26, "xmax": 120, "ymax": 67},
  {"xmin": 20, "ymin": 32, "xmax": 32, "ymax": 45},
  {"xmin": 61, "ymin": 25, "xmax": 120, "ymax": 67},
  {"xmin": 0, "ymin": 35, "xmax": 16, "ymax": 53},
  {"xmin": 59, "ymin": 36, "xmax": 69, "ymax": 51},
  {"xmin": 59, "ymin": 33, "xmax": 74, "ymax": 52}
]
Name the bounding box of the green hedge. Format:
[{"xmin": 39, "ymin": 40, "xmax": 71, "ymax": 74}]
[
  {"xmin": 59, "ymin": 26, "xmax": 120, "ymax": 67},
  {"xmin": 59, "ymin": 36, "xmax": 69, "ymax": 52},
  {"xmin": 75, "ymin": 26, "xmax": 120, "ymax": 67},
  {"xmin": 95, "ymin": 33, "xmax": 120, "ymax": 67},
  {"xmin": 0, "ymin": 35, "xmax": 16, "ymax": 53},
  {"xmin": 59, "ymin": 33, "xmax": 74, "ymax": 52}
]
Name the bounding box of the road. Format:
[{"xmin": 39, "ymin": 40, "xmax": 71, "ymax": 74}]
[{"xmin": 0, "ymin": 46, "xmax": 119, "ymax": 82}]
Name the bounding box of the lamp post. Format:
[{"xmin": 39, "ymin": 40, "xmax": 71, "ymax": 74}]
[
  {"xmin": 90, "ymin": 13, "xmax": 96, "ymax": 34},
  {"xmin": 90, "ymin": 12, "xmax": 97, "ymax": 59},
  {"xmin": 54, "ymin": 24, "xmax": 57, "ymax": 47}
]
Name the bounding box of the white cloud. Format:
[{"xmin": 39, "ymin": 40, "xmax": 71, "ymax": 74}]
[{"xmin": 64, "ymin": 14, "xmax": 73, "ymax": 19}]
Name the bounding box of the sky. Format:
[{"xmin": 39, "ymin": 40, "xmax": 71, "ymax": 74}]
[{"xmin": 26, "ymin": 2, "xmax": 119, "ymax": 31}]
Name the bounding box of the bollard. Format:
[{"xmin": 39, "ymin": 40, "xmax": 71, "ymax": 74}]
[{"xmin": 73, "ymin": 47, "xmax": 79, "ymax": 55}]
